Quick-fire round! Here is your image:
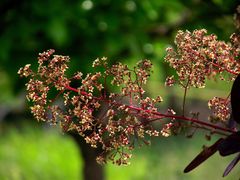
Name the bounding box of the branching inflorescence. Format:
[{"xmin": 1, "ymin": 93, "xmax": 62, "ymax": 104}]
[{"xmin": 18, "ymin": 29, "xmax": 240, "ymax": 166}]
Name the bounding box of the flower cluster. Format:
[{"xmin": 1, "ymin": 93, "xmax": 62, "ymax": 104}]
[
  {"xmin": 18, "ymin": 50, "xmax": 169, "ymax": 165},
  {"xmin": 208, "ymin": 96, "xmax": 230, "ymax": 123},
  {"xmin": 18, "ymin": 29, "xmax": 239, "ymax": 167},
  {"xmin": 165, "ymin": 29, "xmax": 240, "ymax": 123},
  {"xmin": 165, "ymin": 29, "xmax": 240, "ymax": 89}
]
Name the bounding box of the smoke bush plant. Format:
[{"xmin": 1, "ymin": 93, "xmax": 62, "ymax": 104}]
[{"xmin": 18, "ymin": 29, "xmax": 240, "ymax": 170}]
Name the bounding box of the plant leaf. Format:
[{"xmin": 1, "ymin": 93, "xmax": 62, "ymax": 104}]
[
  {"xmin": 218, "ymin": 131, "xmax": 240, "ymax": 156},
  {"xmin": 223, "ymin": 153, "xmax": 240, "ymax": 177},
  {"xmin": 184, "ymin": 138, "xmax": 224, "ymax": 173},
  {"xmin": 230, "ymin": 74, "xmax": 240, "ymax": 124}
]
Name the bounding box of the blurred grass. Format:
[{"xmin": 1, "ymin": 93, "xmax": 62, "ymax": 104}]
[
  {"xmin": 0, "ymin": 123, "xmax": 81, "ymax": 180},
  {"xmin": 147, "ymin": 78, "xmax": 232, "ymax": 102},
  {"xmin": 0, "ymin": 122, "xmax": 240, "ymax": 180}
]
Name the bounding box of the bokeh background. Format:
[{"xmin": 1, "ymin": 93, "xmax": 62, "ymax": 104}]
[{"xmin": 1, "ymin": 0, "xmax": 240, "ymax": 179}]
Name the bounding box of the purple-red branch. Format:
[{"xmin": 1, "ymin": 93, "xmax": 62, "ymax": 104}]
[
  {"xmin": 211, "ymin": 61, "xmax": 239, "ymax": 75},
  {"xmin": 65, "ymin": 85, "xmax": 236, "ymax": 135}
]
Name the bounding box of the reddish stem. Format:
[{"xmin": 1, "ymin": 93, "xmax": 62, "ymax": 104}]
[
  {"xmin": 65, "ymin": 85, "xmax": 236, "ymax": 134},
  {"xmin": 126, "ymin": 105, "xmax": 235, "ymax": 134},
  {"xmin": 65, "ymin": 85, "xmax": 78, "ymax": 93},
  {"xmin": 210, "ymin": 61, "xmax": 238, "ymax": 75}
]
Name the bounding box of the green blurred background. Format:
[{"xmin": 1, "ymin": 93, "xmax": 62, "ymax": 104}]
[{"xmin": 1, "ymin": 0, "xmax": 240, "ymax": 179}]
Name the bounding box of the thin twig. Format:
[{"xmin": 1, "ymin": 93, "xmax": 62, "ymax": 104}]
[{"xmin": 65, "ymin": 85, "xmax": 236, "ymax": 135}]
